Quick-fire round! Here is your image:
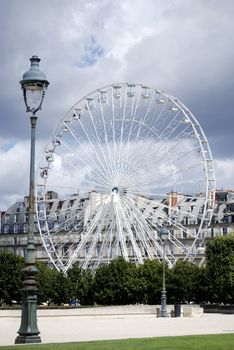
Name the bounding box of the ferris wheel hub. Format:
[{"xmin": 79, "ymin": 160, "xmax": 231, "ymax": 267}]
[{"xmin": 111, "ymin": 187, "xmax": 119, "ymax": 194}]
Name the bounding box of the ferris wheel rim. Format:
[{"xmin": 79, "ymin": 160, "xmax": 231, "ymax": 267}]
[{"xmin": 36, "ymin": 82, "xmax": 216, "ymax": 272}]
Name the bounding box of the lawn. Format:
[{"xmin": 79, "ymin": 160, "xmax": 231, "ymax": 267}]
[{"xmin": 0, "ymin": 334, "xmax": 234, "ymax": 350}]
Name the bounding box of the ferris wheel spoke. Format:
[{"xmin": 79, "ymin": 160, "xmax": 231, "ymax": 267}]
[
  {"xmin": 150, "ymin": 98, "xmax": 170, "ymax": 131},
  {"xmin": 77, "ymin": 120, "xmax": 113, "ymax": 184},
  {"xmin": 64, "ymin": 197, "xmax": 108, "ymax": 271},
  {"xmin": 125, "ymin": 89, "xmax": 142, "ymax": 163},
  {"xmin": 111, "ymin": 87, "xmax": 119, "ymax": 184},
  {"xmin": 120, "ymin": 194, "xmax": 161, "ymax": 256},
  {"xmin": 53, "ymin": 151, "xmax": 111, "ymax": 190},
  {"xmin": 55, "ymin": 146, "xmax": 109, "ymax": 186},
  {"xmin": 64, "ymin": 122, "xmax": 112, "ymax": 186},
  {"xmin": 126, "ymin": 177, "xmax": 204, "ymax": 196},
  {"xmin": 116, "ymin": 86, "xmax": 129, "ymax": 184},
  {"xmin": 96, "ymin": 214, "xmax": 115, "ymax": 266},
  {"xmin": 152, "ymin": 125, "xmax": 194, "ymax": 156},
  {"xmin": 57, "ymin": 144, "xmax": 111, "ymax": 188},
  {"xmin": 133, "ymin": 93, "xmax": 168, "ymax": 144},
  {"xmin": 124, "ymin": 193, "xmax": 205, "ymax": 238},
  {"xmin": 157, "ymin": 110, "xmax": 182, "ymax": 139},
  {"xmin": 83, "ymin": 219, "xmax": 105, "ymax": 269},
  {"xmin": 135, "ymin": 91, "xmax": 155, "ymax": 128},
  {"xmin": 98, "ymin": 95, "xmax": 117, "ymax": 177},
  {"xmin": 85, "ymin": 100, "xmax": 115, "ymax": 182},
  {"xmin": 83, "ymin": 198, "xmax": 116, "ymax": 268},
  {"xmin": 113, "ymin": 199, "xmax": 129, "ymax": 260},
  {"xmin": 117, "ymin": 196, "xmax": 144, "ymax": 263}
]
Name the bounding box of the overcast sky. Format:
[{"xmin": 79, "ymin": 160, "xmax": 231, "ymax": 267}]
[{"xmin": 0, "ymin": 0, "xmax": 233, "ymax": 210}]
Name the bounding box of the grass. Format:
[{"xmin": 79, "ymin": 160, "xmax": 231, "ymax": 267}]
[{"xmin": 0, "ymin": 334, "xmax": 234, "ymax": 350}]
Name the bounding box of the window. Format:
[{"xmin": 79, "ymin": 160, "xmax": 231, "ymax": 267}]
[
  {"xmin": 183, "ymin": 217, "xmax": 188, "ymax": 225},
  {"xmin": 63, "ymin": 244, "xmax": 69, "ymax": 256},
  {"xmin": 215, "ymin": 192, "xmax": 227, "ymax": 202},
  {"xmin": 223, "ymin": 216, "xmax": 229, "ymax": 224},
  {"xmin": 222, "ymin": 227, "xmax": 228, "ymax": 236},
  {"xmin": 54, "ymin": 221, "xmax": 59, "ymax": 230},
  {"xmin": 14, "ymin": 224, "xmax": 19, "ymax": 233},
  {"xmin": 4, "ymin": 225, "xmax": 9, "ymax": 233},
  {"xmin": 24, "ymin": 214, "xmax": 29, "ymax": 222},
  {"xmin": 211, "ymin": 228, "xmax": 214, "ymax": 238},
  {"xmin": 85, "ymin": 244, "xmax": 90, "ymax": 256},
  {"xmin": 19, "ymin": 248, "xmax": 26, "ymax": 258},
  {"xmin": 23, "ymin": 224, "xmax": 28, "ymax": 233},
  {"xmin": 227, "ymin": 203, "xmax": 234, "ymax": 212},
  {"xmin": 96, "ymin": 243, "xmax": 101, "ymax": 256},
  {"xmin": 4, "ymin": 214, "xmax": 10, "ymax": 224}
]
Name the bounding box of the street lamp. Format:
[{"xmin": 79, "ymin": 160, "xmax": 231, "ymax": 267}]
[
  {"xmin": 15, "ymin": 56, "xmax": 49, "ymax": 344},
  {"xmin": 159, "ymin": 226, "xmax": 169, "ymax": 318}
]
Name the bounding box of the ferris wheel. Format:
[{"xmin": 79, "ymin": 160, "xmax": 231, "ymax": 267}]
[{"xmin": 36, "ymin": 83, "xmax": 215, "ymax": 272}]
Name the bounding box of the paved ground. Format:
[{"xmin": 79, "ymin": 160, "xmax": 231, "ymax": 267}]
[{"xmin": 0, "ymin": 313, "xmax": 234, "ymax": 346}]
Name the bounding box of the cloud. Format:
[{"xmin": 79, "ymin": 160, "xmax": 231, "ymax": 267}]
[
  {"xmin": 215, "ymin": 158, "xmax": 234, "ymax": 190},
  {"xmin": 0, "ymin": 139, "xmax": 44, "ymax": 210},
  {"xmin": 75, "ymin": 36, "xmax": 104, "ymax": 68},
  {"xmin": 0, "ymin": 0, "xmax": 233, "ymax": 209}
]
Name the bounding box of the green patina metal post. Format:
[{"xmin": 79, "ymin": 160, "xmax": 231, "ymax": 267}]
[
  {"xmin": 15, "ymin": 56, "xmax": 49, "ymax": 344},
  {"xmin": 160, "ymin": 226, "xmax": 169, "ymax": 318}
]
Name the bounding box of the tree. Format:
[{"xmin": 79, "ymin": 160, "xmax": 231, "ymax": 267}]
[
  {"xmin": 0, "ymin": 251, "xmax": 24, "ymax": 305},
  {"xmin": 50, "ymin": 271, "xmax": 73, "ymax": 305},
  {"xmin": 137, "ymin": 259, "xmax": 162, "ymax": 304},
  {"xmin": 36, "ymin": 262, "xmax": 73, "ymax": 305},
  {"xmin": 36, "ymin": 262, "xmax": 58, "ymax": 304},
  {"xmin": 167, "ymin": 260, "xmax": 207, "ymax": 304},
  {"xmin": 205, "ymin": 235, "xmax": 234, "ymax": 303},
  {"xmin": 94, "ymin": 257, "xmax": 140, "ymax": 305},
  {"xmin": 67, "ymin": 263, "xmax": 94, "ymax": 305}
]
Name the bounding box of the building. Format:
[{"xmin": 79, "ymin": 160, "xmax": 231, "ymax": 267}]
[{"xmin": 0, "ymin": 189, "xmax": 234, "ymax": 269}]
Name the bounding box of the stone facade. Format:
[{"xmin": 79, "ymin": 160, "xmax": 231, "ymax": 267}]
[{"xmin": 0, "ymin": 190, "xmax": 233, "ymax": 267}]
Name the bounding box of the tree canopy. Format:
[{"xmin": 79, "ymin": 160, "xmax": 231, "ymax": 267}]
[
  {"xmin": 0, "ymin": 251, "xmax": 24, "ymax": 305},
  {"xmin": 0, "ymin": 235, "xmax": 233, "ymax": 306},
  {"xmin": 205, "ymin": 235, "xmax": 234, "ymax": 303}
]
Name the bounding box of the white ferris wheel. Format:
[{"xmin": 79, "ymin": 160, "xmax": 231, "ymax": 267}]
[{"xmin": 36, "ymin": 83, "xmax": 215, "ymax": 272}]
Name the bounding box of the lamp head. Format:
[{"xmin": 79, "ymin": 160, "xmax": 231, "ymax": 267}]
[{"xmin": 20, "ymin": 55, "xmax": 49, "ymax": 114}]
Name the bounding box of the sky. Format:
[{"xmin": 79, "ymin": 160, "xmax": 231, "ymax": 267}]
[{"xmin": 0, "ymin": 0, "xmax": 233, "ymax": 210}]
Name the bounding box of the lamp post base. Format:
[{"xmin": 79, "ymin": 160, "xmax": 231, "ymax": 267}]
[
  {"xmin": 15, "ymin": 275, "xmax": 41, "ymax": 344},
  {"xmin": 15, "ymin": 335, "xmax": 41, "ymax": 344},
  {"xmin": 160, "ymin": 289, "xmax": 168, "ymax": 317}
]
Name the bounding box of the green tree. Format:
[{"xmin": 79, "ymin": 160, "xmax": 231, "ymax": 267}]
[
  {"xmin": 36, "ymin": 262, "xmax": 58, "ymax": 304},
  {"xmin": 94, "ymin": 257, "xmax": 140, "ymax": 305},
  {"xmin": 167, "ymin": 260, "xmax": 207, "ymax": 304},
  {"xmin": 205, "ymin": 235, "xmax": 234, "ymax": 303},
  {"xmin": 67, "ymin": 263, "xmax": 94, "ymax": 305},
  {"xmin": 36, "ymin": 262, "xmax": 73, "ymax": 305},
  {"xmin": 50, "ymin": 271, "xmax": 73, "ymax": 305},
  {"xmin": 137, "ymin": 259, "xmax": 162, "ymax": 304},
  {"xmin": 0, "ymin": 251, "xmax": 24, "ymax": 305}
]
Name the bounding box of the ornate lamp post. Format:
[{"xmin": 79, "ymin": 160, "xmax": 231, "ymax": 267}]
[
  {"xmin": 159, "ymin": 226, "xmax": 169, "ymax": 318},
  {"xmin": 15, "ymin": 56, "xmax": 49, "ymax": 344}
]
